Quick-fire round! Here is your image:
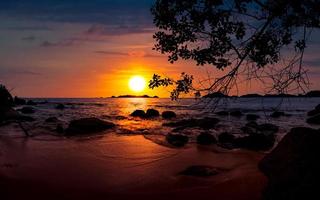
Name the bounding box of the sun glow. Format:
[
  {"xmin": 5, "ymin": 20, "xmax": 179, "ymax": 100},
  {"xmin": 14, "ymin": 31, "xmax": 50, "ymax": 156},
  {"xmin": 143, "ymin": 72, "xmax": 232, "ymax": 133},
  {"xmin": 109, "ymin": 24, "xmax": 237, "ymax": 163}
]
[{"xmin": 129, "ymin": 76, "xmax": 146, "ymax": 92}]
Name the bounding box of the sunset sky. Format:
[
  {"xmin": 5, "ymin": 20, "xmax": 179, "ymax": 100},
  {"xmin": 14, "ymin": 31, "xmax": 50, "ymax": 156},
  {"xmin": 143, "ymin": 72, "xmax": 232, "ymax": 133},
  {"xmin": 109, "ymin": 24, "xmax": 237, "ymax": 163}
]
[{"xmin": 0, "ymin": 0, "xmax": 319, "ymax": 98}]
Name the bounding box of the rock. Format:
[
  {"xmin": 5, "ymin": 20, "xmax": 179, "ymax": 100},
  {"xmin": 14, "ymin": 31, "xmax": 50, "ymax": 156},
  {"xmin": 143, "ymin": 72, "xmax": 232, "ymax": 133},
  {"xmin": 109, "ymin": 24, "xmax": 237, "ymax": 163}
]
[
  {"xmin": 0, "ymin": 84, "xmax": 13, "ymax": 113},
  {"xmin": 259, "ymin": 123, "xmax": 279, "ymax": 135},
  {"xmin": 18, "ymin": 107, "xmax": 35, "ymax": 114},
  {"xmin": 246, "ymin": 114, "xmax": 260, "ymax": 121},
  {"xmin": 197, "ymin": 133, "xmax": 217, "ymax": 145},
  {"xmin": 45, "ymin": 117, "xmax": 59, "ymax": 123},
  {"xmin": 307, "ymin": 104, "xmax": 320, "ymax": 116},
  {"xmin": 56, "ymin": 124, "xmax": 64, "ymax": 133},
  {"xmin": 1, "ymin": 109, "xmax": 35, "ymax": 122},
  {"xmin": 230, "ymin": 110, "xmax": 243, "ymax": 117},
  {"xmin": 162, "ymin": 111, "xmax": 177, "ymax": 119},
  {"xmin": 14, "ymin": 96, "xmax": 26, "ymax": 105},
  {"xmin": 166, "ymin": 133, "xmax": 189, "ymax": 147},
  {"xmin": 306, "ymin": 114, "xmax": 320, "ymax": 125},
  {"xmin": 259, "ymin": 127, "xmax": 320, "ymax": 200},
  {"xmin": 26, "ymin": 100, "xmax": 37, "ymax": 106},
  {"xmin": 241, "ymin": 122, "xmax": 278, "ymax": 135},
  {"xmin": 163, "ymin": 117, "xmax": 220, "ymax": 130},
  {"xmin": 55, "ymin": 104, "xmax": 65, "ymax": 110},
  {"xmin": 145, "ymin": 109, "xmax": 160, "ymax": 118},
  {"xmin": 234, "ymin": 133, "xmax": 275, "ymax": 151},
  {"xmin": 218, "ymin": 132, "xmax": 235, "ymax": 144},
  {"xmin": 180, "ymin": 165, "xmax": 219, "ymax": 177},
  {"xmin": 66, "ymin": 117, "xmax": 115, "ymax": 135},
  {"xmin": 130, "ymin": 110, "xmax": 146, "ymax": 118},
  {"xmin": 304, "ymin": 90, "xmax": 320, "ymax": 97},
  {"xmin": 270, "ymin": 111, "xmax": 290, "ymax": 118},
  {"xmin": 215, "ymin": 111, "xmax": 229, "ymax": 116}
]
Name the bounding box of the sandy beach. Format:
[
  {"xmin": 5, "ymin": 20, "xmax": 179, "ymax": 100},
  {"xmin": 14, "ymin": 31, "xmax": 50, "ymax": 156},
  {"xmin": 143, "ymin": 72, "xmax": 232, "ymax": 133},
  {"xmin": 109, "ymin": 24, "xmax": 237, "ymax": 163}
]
[{"xmin": 1, "ymin": 123, "xmax": 266, "ymax": 200}]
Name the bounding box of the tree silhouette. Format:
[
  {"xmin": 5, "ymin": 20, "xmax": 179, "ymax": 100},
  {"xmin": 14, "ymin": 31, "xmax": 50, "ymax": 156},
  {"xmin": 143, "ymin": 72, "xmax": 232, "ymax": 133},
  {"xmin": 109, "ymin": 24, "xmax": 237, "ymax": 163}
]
[{"xmin": 149, "ymin": 0, "xmax": 320, "ymax": 99}]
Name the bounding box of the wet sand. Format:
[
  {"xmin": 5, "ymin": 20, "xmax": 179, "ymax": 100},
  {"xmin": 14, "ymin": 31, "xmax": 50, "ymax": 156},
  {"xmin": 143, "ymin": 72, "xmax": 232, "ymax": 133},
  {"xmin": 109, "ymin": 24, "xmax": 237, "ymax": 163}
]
[{"xmin": 1, "ymin": 126, "xmax": 266, "ymax": 200}]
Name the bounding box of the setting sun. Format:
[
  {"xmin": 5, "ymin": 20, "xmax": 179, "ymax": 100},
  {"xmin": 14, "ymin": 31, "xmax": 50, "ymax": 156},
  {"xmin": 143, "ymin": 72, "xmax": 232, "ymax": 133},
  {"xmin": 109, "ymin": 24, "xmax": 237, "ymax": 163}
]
[{"xmin": 129, "ymin": 76, "xmax": 146, "ymax": 92}]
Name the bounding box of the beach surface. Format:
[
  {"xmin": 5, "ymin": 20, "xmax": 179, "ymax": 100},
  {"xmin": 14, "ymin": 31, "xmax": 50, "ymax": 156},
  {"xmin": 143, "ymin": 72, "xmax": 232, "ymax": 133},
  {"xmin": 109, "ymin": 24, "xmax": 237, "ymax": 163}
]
[{"xmin": 1, "ymin": 125, "xmax": 266, "ymax": 200}]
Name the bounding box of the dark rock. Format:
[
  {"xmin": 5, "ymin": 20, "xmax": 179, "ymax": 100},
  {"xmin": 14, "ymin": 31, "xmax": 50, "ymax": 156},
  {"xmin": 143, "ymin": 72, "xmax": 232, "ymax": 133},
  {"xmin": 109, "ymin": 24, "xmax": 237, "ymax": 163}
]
[
  {"xmin": 0, "ymin": 84, "xmax": 13, "ymax": 114},
  {"xmin": 145, "ymin": 109, "xmax": 160, "ymax": 118},
  {"xmin": 242, "ymin": 122, "xmax": 278, "ymax": 135},
  {"xmin": 241, "ymin": 121, "xmax": 260, "ymax": 135},
  {"xmin": 26, "ymin": 100, "xmax": 37, "ymax": 106},
  {"xmin": 2, "ymin": 109, "xmax": 35, "ymax": 122},
  {"xmin": 203, "ymin": 92, "xmax": 228, "ymax": 98},
  {"xmin": 55, "ymin": 104, "xmax": 65, "ymax": 110},
  {"xmin": 18, "ymin": 107, "xmax": 35, "ymax": 114},
  {"xmin": 270, "ymin": 111, "xmax": 290, "ymax": 118},
  {"xmin": 166, "ymin": 133, "xmax": 189, "ymax": 147},
  {"xmin": 259, "ymin": 127, "xmax": 320, "ymax": 200},
  {"xmin": 14, "ymin": 96, "xmax": 26, "ymax": 105},
  {"xmin": 163, "ymin": 117, "xmax": 220, "ymax": 130},
  {"xmin": 56, "ymin": 124, "xmax": 64, "ymax": 133},
  {"xmin": 230, "ymin": 110, "xmax": 243, "ymax": 117},
  {"xmin": 45, "ymin": 117, "xmax": 59, "ymax": 123},
  {"xmin": 66, "ymin": 117, "xmax": 115, "ymax": 135},
  {"xmin": 218, "ymin": 132, "xmax": 235, "ymax": 144},
  {"xmin": 130, "ymin": 110, "xmax": 146, "ymax": 118},
  {"xmin": 246, "ymin": 114, "xmax": 260, "ymax": 121},
  {"xmin": 240, "ymin": 93, "xmax": 263, "ymax": 98},
  {"xmin": 216, "ymin": 111, "xmax": 229, "ymax": 116},
  {"xmin": 316, "ymin": 104, "xmax": 320, "ymax": 110},
  {"xmin": 306, "ymin": 114, "xmax": 320, "ymax": 125},
  {"xmin": 259, "ymin": 123, "xmax": 279, "ymax": 135},
  {"xmin": 197, "ymin": 133, "xmax": 217, "ymax": 145},
  {"xmin": 162, "ymin": 111, "xmax": 177, "ymax": 119},
  {"xmin": 304, "ymin": 90, "xmax": 320, "ymax": 97},
  {"xmin": 234, "ymin": 133, "xmax": 275, "ymax": 151},
  {"xmin": 307, "ymin": 109, "xmax": 320, "ymax": 116},
  {"xmin": 180, "ymin": 165, "xmax": 219, "ymax": 177}
]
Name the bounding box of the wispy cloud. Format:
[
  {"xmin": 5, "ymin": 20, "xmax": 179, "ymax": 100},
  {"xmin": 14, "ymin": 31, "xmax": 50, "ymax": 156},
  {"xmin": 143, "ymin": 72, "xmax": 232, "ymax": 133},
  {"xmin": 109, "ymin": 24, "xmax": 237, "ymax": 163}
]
[
  {"xmin": 95, "ymin": 50, "xmax": 163, "ymax": 58},
  {"xmin": 6, "ymin": 25, "xmax": 53, "ymax": 31},
  {"xmin": 86, "ymin": 24, "xmax": 154, "ymax": 36},
  {"xmin": 21, "ymin": 36, "xmax": 36, "ymax": 41}
]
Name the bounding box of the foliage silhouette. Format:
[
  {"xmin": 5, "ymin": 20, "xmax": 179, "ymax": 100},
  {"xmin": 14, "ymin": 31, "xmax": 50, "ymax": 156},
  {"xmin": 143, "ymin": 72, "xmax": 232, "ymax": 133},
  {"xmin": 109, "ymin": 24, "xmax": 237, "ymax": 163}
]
[{"xmin": 149, "ymin": 0, "xmax": 320, "ymax": 99}]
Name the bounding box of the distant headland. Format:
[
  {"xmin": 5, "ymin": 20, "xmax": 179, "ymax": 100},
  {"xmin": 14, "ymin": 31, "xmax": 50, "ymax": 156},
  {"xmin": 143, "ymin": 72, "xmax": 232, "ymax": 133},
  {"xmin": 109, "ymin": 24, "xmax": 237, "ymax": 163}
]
[
  {"xmin": 111, "ymin": 95, "xmax": 159, "ymax": 98},
  {"xmin": 203, "ymin": 90, "xmax": 320, "ymax": 98}
]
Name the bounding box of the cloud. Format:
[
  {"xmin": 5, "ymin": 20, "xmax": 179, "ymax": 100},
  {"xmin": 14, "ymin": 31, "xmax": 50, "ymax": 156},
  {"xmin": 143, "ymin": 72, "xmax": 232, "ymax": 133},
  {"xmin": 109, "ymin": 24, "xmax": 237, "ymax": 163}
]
[
  {"xmin": 95, "ymin": 50, "xmax": 162, "ymax": 58},
  {"xmin": 0, "ymin": 68, "xmax": 42, "ymax": 78},
  {"xmin": 40, "ymin": 39, "xmax": 77, "ymax": 47},
  {"xmin": 6, "ymin": 25, "xmax": 53, "ymax": 31},
  {"xmin": 21, "ymin": 36, "xmax": 36, "ymax": 41},
  {"xmin": 85, "ymin": 24, "xmax": 154, "ymax": 36}
]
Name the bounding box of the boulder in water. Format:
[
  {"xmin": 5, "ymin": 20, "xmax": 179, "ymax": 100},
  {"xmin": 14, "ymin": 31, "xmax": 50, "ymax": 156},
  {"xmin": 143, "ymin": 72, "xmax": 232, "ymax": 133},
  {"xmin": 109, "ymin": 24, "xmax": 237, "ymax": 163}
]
[
  {"xmin": 246, "ymin": 114, "xmax": 260, "ymax": 121},
  {"xmin": 45, "ymin": 117, "xmax": 59, "ymax": 123},
  {"xmin": 14, "ymin": 96, "xmax": 26, "ymax": 105},
  {"xmin": 270, "ymin": 111, "xmax": 290, "ymax": 118},
  {"xmin": 145, "ymin": 109, "xmax": 160, "ymax": 118},
  {"xmin": 218, "ymin": 132, "xmax": 235, "ymax": 144},
  {"xmin": 55, "ymin": 104, "xmax": 65, "ymax": 110},
  {"xmin": 26, "ymin": 100, "xmax": 37, "ymax": 106},
  {"xmin": 197, "ymin": 133, "xmax": 217, "ymax": 145},
  {"xmin": 130, "ymin": 110, "xmax": 146, "ymax": 118},
  {"xmin": 259, "ymin": 127, "xmax": 320, "ymax": 200},
  {"xmin": 230, "ymin": 110, "xmax": 243, "ymax": 117},
  {"xmin": 306, "ymin": 114, "xmax": 320, "ymax": 125},
  {"xmin": 234, "ymin": 133, "xmax": 275, "ymax": 151},
  {"xmin": 215, "ymin": 111, "xmax": 229, "ymax": 116},
  {"xmin": 163, "ymin": 117, "xmax": 220, "ymax": 130},
  {"xmin": 180, "ymin": 165, "xmax": 219, "ymax": 177},
  {"xmin": 166, "ymin": 133, "xmax": 189, "ymax": 147},
  {"xmin": 66, "ymin": 117, "xmax": 115, "ymax": 135},
  {"xmin": 161, "ymin": 111, "xmax": 176, "ymax": 119},
  {"xmin": 18, "ymin": 107, "xmax": 35, "ymax": 114}
]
